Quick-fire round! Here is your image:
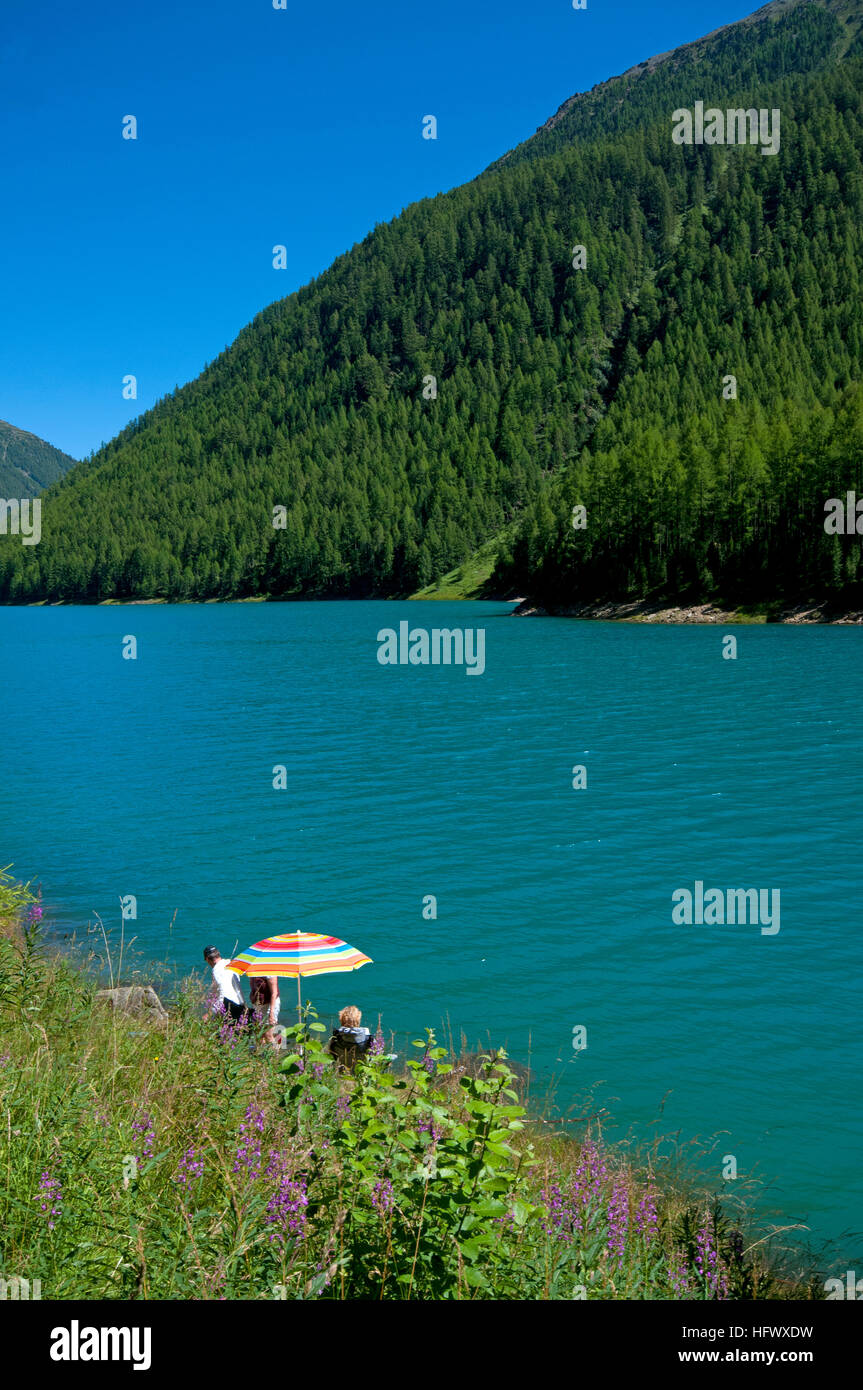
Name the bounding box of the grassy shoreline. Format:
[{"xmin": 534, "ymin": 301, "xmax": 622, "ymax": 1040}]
[
  {"xmin": 0, "ymin": 872, "xmax": 829, "ymax": 1300},
  {"xmin": 15, "ymin": 587, "xmax": 863, "ymax": 623}
]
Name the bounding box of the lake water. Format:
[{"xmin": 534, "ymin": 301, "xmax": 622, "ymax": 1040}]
[{"xmin": 1, "ymin": 600, "xmax": 860, "ymax": 1260}]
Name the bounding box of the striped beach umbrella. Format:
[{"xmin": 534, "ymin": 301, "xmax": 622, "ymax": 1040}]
[{"xmin": 226, "ymin": 931, "xmax": 372, "ymax": 1016}]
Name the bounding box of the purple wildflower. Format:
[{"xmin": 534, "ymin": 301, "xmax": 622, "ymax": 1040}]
[
  {"xmin": 635, "ymin": 1183, "xmax": 658, "ymax": 1241},
  {"xmin": 606, "ymin": 1177, "xmax": 629, "ymax": 1266},
  {"xmin": 265, "ymin": 1148, "xmax": 288, "ymax": 1179},
  {"xmin": 422, "ymin": 1054, "xmax": 436, "ymax": 1075},
  {"xmin": 371, "ymin": 1178, "xmax": 394, "ymax": 1216},
  {"xmin": 312, "ymin": 1063, "xmax": 325, "ymax": 1081},
  {"xmin": 417, "ymin": 1115, "xmax": 444, "ymax": 1143},
  {"xmin": 266, "ymin": 1176, "xmax": 308, "ymax": 1243},
  {"xmin": 669, "ymin": 1248, "xmax": 691, "ymax": 1297},
  {"xmin": 369, "ymin": 1034, "xmax": 385, "ymax": 1056},
  {"xmin": 174, "ymin": 1146, "xmax": 204, "ymax": 1192},
  {"xmin": 38, "ymin": 1171, "xmax": 62, "ymax": 1229},
  {"xmin": 132, "ymin": 1112, "xmax": 155, "ymax": 1162},
  {"xmin": 695, "ymin": 1216, "xmax": 728, "ymax": 1299},
  {"xmin": 234, "ymin": 1103, "xmax": 265, "ymax": 1179},
  {"xmin": 335, "ymin": 1094, "xmax": 351, "ymax": 1122},
  {"xmin": 215, "ymin": 1016, "xmax": 242, "ymax": 1048},
  {"xmin": 27, "ymin": 903, "xmax": 43, "ymax": 924},
  {"xmin": 540, "ymin": 1182, "xmax": 573, "ymax": 1240},
  {"xmin": 541, "ymin": 1141, "xmax": 610, "ymax": 1241}
]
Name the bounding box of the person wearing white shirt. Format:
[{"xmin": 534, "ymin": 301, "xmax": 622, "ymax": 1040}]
[{"xmin": 203, "ymin": 945, "xmax": 249, "ymax": 1025}]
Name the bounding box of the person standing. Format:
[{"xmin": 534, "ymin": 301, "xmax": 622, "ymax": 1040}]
[
  {"xmin": 203, "ymin": 945, "xmax": 249, "ymax": 1026},
  {"xmin": 250, "ymin": 974, "xmax": 281, "ymax": 1047}
]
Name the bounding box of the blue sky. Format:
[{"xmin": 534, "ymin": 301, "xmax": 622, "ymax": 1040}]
[{"xmin": 1, "ymin": 0, "xmax": 756, "ymax": 460}]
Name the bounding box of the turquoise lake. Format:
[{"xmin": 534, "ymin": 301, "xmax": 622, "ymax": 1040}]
[{"xmin": 1, "ymin": 600, "xmax": 860, "ymax": 1260}]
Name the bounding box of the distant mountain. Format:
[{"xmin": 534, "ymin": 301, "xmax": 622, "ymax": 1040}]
[
  {"xmin": 1, "ymin": 0, "xmax": 862, "ymax": 607},
  {"xmin": 0, "ymin": 420, "xmax": 77, "ymax": 500}
]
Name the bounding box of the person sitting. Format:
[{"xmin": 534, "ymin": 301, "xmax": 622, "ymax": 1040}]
[{"xmin": 328, "ymin": 1005, "xmax": 373, "ymax": 1072}]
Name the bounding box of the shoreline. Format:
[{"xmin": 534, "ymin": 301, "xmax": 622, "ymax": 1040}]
[
  {"xmin": 510, "ymin": 597, "xmax": 863, "ymax": 624},
  {"xmin": 10, "ymin": 591, "xmax": 863, "ymax": 622}
]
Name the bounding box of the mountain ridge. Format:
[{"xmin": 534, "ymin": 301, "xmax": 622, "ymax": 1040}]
[
  {"xmin": 0, "ymin": 420, "xmax": 77, "ymax": 500},
  {"xmin": 487, "ymin": 0, "xmax": 861, "ymax": 171}
]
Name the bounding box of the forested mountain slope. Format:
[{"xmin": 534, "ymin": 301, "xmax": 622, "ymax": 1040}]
[
  {"xmin": 496, "ymin": 48, "xmax": 863, "ymax": 606},
  {"xmin": 0, "ymin": 421, "xmax": 77, "ymax": 500},
  {"xmin": 1, "ymin": 0, "xmax": 861, "ymax": 606}
]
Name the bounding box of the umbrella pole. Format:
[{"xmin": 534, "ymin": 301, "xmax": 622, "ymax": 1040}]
[{"xmin": 296, "ymin": 973, "xmax": 304, "ymax": 1067}]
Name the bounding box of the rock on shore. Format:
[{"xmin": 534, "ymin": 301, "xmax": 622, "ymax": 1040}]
[{"xmin": 94, "ymin": 985, "xmax": 168, "ymax": 1026}]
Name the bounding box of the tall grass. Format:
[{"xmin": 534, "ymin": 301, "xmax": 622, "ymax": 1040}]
[{"xmin": 0, "ymin": 871, "xmax": 823, "ymax": 1300}]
